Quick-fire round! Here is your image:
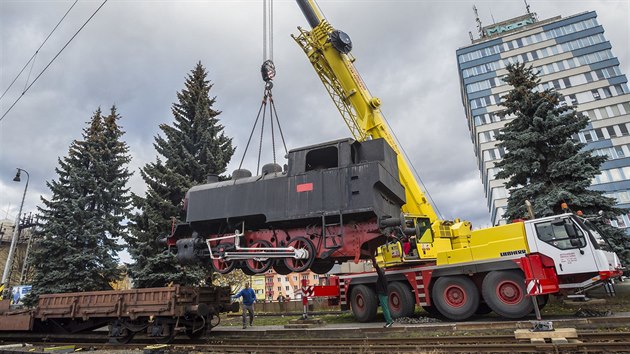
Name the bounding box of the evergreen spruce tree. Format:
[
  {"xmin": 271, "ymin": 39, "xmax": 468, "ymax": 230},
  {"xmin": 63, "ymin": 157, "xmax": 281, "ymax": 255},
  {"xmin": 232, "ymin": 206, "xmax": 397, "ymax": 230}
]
[
  {"xmin": 25, "ymin": 106, "xmax": 132, "ymax": 304},
  {"xmin": 495, "ymin": 63, "xmax": 630, "ymax": 266},
  {"xmin": 127, "ymin": 62, "xmax": 235, "ymax": 288}
]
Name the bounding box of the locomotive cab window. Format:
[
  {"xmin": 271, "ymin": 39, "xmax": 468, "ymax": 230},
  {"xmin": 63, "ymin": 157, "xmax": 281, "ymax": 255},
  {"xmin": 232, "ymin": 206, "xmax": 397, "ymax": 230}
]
[
  {"xmin": 534, "ymin": 219, "xmax": 586, "ymax": 250},
  {"xmin": 305, "ymin": 146, "xmax": 338, "ymax": 171}
]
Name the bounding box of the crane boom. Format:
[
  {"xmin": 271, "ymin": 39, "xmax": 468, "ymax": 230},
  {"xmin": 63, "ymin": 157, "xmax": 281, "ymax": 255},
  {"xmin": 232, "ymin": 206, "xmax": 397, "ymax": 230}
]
[{"xmin": 292, "ymin": 0, "xmax": 439, "ymax": 222}]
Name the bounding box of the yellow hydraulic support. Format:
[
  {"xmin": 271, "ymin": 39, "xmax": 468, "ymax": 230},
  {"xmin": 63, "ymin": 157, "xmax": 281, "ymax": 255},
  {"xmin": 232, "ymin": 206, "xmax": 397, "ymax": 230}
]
[{"xmin": 292, "ymin": 0, "xmax": 473, "ymax": 263}]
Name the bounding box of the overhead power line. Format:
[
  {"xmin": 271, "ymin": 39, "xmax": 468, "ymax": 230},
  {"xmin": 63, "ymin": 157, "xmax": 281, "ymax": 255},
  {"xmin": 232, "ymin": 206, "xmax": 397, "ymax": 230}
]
[
  {"xmin": 0, "ymin": 0, "xmax": 108, "ymax": 123},
  {"xmin": 0, "ymin": 0, "xmax": 79, "ymax": 103}
]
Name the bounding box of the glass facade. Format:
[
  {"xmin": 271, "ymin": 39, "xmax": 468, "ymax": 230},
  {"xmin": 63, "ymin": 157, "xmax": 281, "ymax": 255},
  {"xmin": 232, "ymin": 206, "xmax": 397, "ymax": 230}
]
[{"xmin": 456, "ymin": 11, "xmax": 630, "ymax": 226}]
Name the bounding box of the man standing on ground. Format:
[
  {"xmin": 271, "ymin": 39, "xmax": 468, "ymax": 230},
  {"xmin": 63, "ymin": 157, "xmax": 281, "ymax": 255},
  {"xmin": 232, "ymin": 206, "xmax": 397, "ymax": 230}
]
[
  {"xmin": 232, "ymin": 282, "xmax": 257, "ymax": 329},
  {"xmin": 372, "ymin": 255, "xmax": 394, "ymax": 328},
  {"xmin": 277, "ymin": 293, "xmax": 286, "ymax": 314}
]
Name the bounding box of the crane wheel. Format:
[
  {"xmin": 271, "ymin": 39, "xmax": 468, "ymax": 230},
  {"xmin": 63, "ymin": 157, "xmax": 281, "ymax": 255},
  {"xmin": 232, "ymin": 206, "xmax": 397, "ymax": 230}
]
[
  {"xmin": 350, "ymin": 285, "xmax": 378, "ymax": 322},
  {"xmin": 482, "ymin": 270, "xmax": 533, "ymax": 319},
  {"xmin": 387, "ymin": 282, "xmax": 415, "ymax": 318},
  {"xmin": 245, "ymin": 240, "xmax": 273, "ymax": 274},
  {"xmin": 431, "ymin": 276, "xmax": 479, "ymax": 321},
  {"xmin": 421, "ymin": 305, "xmax": 444, "ymax": 319},
  {"xmin": 475, "ymin": 302, "xmax": 493, "ymax": 315}
]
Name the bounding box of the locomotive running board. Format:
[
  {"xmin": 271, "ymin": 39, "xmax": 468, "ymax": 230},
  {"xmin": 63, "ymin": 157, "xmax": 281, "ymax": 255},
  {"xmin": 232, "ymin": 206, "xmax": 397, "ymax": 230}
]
[{"xmin": 205, "ymin": 229, "xmax": 309, "ymax": 261}]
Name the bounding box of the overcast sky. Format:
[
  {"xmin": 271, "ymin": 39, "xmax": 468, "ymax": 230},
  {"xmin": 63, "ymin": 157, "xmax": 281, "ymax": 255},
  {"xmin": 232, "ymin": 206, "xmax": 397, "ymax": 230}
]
[{"xmin": 1, "ymin": 0, "xmax": 629, "ymax": 237}]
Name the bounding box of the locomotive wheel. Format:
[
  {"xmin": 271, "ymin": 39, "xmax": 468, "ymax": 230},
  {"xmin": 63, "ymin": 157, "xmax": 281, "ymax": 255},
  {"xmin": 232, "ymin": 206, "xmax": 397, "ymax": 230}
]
[
  {"xmin": 245, "ymin": 240, "xmax": 273, "ymax": 274},
  {"xmin": 211, "ymin": 257, "xmax": 235, "ymax": 274},
  {"xmin": 273, "ymin": 260, "xmax": 292, "ymax": 275},
  {"xmin": 432, "ymin": 276, "xmax": 479, "ymax": 321},
  {"xmin": 482, "ymin": 270, "xmax": 532, "ymax": 319},
  {"xmin": 350, "ymin": 284, "xmax": 378, "ymax": 322},
  {"xmin": 310, "ymin": 259, "xmax": 335, "ymax": 274},
  {"xmin": 241, "ymin": 265, "xmax": 255, "ymax": 276},
  {"xmin": 387, "ymin": 282, "xmax": 415, "ymax": 318},
  {"xmin": 283, "ymin": 236, "xmax": 315, "ymax": 273}
]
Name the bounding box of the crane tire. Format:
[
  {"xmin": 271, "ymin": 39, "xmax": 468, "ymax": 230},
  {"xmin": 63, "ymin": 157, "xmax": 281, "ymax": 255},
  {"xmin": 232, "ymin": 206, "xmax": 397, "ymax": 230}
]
[
  {"xmin": 482, "ymin": 270, "xmax": 533, "ymax": 319},
  {"xmin": 387, "ymin": 281, "xmax": 415, "ymax": 318},
  {"xmin": 421, "ymin": 305, "xmax": 444, "ymax": 318},
  {"xmin": 475, "ymin": 302, "xmax": 493, "ymax": 315},
  {"xmin": 535, "ymin": 294, "xmax": 549, "ymax": 311},
  {"xmin": 432, "ymin": 276, "xmax": 479, "ymax": 321},
  {"xmin": 350, "ymin": 285, "xmax": 378, "ymax": 322}
]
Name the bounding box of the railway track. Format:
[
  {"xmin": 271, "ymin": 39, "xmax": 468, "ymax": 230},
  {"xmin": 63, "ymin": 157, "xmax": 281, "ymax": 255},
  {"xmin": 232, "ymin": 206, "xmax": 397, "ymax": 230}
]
[{"xmin": 1, "ymin": 332, "xmax": 629, "ymax": 353}]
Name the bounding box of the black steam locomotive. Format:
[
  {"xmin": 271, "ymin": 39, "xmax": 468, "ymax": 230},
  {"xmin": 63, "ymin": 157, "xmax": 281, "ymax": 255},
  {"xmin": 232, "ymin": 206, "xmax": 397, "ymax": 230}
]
[{"xmin": 169, "ymin": 137, "xmax": 407, "ymax": 275}]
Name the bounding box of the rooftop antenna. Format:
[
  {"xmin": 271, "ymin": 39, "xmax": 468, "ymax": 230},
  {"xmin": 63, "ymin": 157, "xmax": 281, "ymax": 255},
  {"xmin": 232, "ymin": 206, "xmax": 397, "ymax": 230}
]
[
  {"xmin": 524, "ymin": 0, "xmax": 531, "ymax": 15},
  {"xmin": 473, "ymin": 5, "xmax": 483, "ymax": 38},
  {"xmin": 490, "ymin": 10, "xmax": 496, "ymax": 24},
  {"xmin": 524, "ymin": 0, "xmax": 538, "ymax": 21},
  {"xmin": 469, "ymin": 31, "xmax": 474, "ymax": 42}
]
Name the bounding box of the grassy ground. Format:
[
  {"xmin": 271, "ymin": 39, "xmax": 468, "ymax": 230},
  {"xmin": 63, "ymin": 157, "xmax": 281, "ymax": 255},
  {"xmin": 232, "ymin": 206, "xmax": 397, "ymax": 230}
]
[{"xmin": 220, "ymin": 287, "xmax": 630, "ymax": 328}]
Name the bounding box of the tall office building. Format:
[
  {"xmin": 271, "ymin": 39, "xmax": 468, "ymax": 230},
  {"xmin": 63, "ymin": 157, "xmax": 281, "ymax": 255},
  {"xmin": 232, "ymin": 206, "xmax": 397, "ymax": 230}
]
[{"xmin": 456, "ymin": 10, "xmax": 630, "ymax": 226}]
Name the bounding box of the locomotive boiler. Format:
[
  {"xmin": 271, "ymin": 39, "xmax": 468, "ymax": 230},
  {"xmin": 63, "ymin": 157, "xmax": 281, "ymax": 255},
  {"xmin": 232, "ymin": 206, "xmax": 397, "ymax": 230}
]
[{"xmin": 168, "ymin": 137, "xmax": 410, "ymax": 275}]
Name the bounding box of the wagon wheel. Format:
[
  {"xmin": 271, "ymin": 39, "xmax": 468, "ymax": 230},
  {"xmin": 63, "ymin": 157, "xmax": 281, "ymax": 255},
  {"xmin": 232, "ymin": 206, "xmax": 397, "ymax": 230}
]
[
  {"xmin": 245, "ymin": 240, "xmax": 273, "ymax": 274},
  {"xmin": 283, "ymin": 236, "xmax": 315, "ymax": 273},
  {"xmin": 152, "ymin": 318, "xmax": 176, "ymax": 344},
  {"xmin": 108, "ymin": 320, "xmax": 135, "ymax": 344},
  {"xmin": 184, "ymin": 315, "xmax": 208, "ymax": 339},
  {"xmin": 185, "ymin": 326, "xmax": 205, "ymax": 340},
  {"xmin": 211, "ymin": 243, "xmax": 235, "ymax": 274}
]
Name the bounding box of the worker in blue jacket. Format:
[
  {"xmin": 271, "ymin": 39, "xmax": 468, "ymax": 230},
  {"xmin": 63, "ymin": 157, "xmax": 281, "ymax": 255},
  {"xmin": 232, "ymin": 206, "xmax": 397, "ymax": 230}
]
[{"xmin": 232, "ymin": 282, "xmax": 257, "ymax": 329}]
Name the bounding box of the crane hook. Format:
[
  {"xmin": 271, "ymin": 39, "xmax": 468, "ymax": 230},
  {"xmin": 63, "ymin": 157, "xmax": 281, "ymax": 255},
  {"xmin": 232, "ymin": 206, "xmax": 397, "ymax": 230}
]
[{"xmin": 261, "ymin": 59, "xmax": 276, "ymax": 84}]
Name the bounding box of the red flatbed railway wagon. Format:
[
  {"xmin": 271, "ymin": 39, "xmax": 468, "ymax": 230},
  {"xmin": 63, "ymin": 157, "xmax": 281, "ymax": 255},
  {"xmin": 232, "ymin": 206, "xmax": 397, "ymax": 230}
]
[{"xmin": 0, "ymin": 285, "xmax": 237, "ymax": 343}]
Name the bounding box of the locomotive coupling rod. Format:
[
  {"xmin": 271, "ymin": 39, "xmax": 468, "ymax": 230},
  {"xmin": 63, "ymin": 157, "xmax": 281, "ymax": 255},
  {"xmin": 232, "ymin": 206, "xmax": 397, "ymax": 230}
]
[
  {"xmin": 206, "ymin": 239, "xmax": 310, "ymax": 260},
  {"xmin": 223, "ymin": 249, "xmax": 309, "ymax": 260}
]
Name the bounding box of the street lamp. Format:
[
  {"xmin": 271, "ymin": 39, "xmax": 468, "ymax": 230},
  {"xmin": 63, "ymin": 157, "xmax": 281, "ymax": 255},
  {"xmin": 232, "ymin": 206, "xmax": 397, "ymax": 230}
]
[{"xmin": 1, "ymin": 168, "xmax": 29, "ymax": 298}]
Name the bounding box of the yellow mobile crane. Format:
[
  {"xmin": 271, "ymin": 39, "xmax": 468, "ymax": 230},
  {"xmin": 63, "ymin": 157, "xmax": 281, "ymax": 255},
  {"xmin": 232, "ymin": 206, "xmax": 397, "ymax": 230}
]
[
  {"xmin": 292, "ymin": 0, "xmax": 487, "ymax": 263},
  {"xmin": 291, "ymin": 0, "xmax": 623, "ymax": 322}
]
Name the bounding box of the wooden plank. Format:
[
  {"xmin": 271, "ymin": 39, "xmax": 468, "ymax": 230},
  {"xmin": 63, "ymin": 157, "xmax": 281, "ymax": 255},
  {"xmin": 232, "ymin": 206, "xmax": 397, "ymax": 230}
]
[{"xmin": 514, "ymin": 328, "xmax": 577, "ymax": 339}]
